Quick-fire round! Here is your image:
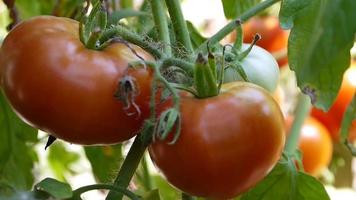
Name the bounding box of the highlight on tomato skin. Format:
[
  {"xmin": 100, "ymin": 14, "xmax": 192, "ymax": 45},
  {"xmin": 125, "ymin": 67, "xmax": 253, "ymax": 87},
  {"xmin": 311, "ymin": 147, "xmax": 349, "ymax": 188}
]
[
  {"xmin": 311, "ymin": 64, "xmax": 356, "ymax": 142},
  {"xmin": 149, "ymin": 82, "xmax": 285, "ymax": 200}
]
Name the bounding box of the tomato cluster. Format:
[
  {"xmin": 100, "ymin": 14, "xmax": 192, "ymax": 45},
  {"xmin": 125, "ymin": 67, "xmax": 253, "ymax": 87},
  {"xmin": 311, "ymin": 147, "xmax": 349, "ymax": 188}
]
[{"xmin": 0, "ymin": 16, "xmax": 286, "ymax": 199}]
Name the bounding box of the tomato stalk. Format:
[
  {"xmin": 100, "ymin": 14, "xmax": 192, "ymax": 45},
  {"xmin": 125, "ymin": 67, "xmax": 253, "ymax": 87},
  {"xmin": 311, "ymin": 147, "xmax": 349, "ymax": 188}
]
[
  {"xmin": 99, "ymin": 25, "xmax": 164, "ymax": 59},
  {"xmin": 194, "ymin": 53, "xmax": 219, "ymax": 98},
  {"xmin": 71, "ymin": 184, "xmax": 140, "ymax": 200},
  {"xmin": 196, "ymin": 0, "xmax": 281, "ymax": 54},
  {"xmin": 233, "ymin": 20, "xmax": 243, "ymax": 51},
  {"xmin": 285, "ymin": 93, "xmax": 312, "ymax": 154},
  {"xmin": 164, "ymin": 0, "xmax": 194, "ymax": 58},
  {"xmin": 149, "ymin": 0, "xmax": 172, "ymax": 57}
]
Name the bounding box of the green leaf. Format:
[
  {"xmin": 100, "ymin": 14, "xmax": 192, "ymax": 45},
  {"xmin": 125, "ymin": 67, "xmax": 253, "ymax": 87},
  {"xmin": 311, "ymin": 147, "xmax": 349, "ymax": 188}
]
[
  {"xmin": 279, "ymin": 0, "xmax": 311, "ymax": 29},
  {"xmin": 15, "ymin": 0, "xmax": 56, "ymax": 19},
  {"xmin": 84, "ymin": 145, "xmax": 124, "ymax": 183},
  {"xmin": 241, "ymin": 156, "xmax": 330, "ymax": 200},
  {"xmin": 221, "ymin": 0, "xmax": 261, "ymax": 19},
  {"xmin": 47, "ymin": 143, "xmax": 80, "ymax": 181},
  {"xmin": 288, "ymin": 0, "xmax": 356, "ymax": 111},
  {"xmin": 0, "ymin": 92, "xmax": 38, "ymax": 195},
  {"xmin": 143, "ymin": 189, "xmax": 161, "ymax": 200},
  {"xmin": 34, "ymin": 178, "xmax": 72, "ymax": 199}
]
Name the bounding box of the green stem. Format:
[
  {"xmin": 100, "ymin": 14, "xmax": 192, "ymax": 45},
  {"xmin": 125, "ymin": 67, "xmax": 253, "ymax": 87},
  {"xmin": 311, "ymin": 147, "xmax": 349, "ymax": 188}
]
[
  {"xmin": 99, "ymin": 25, "xmax": 164, "ymax": 59},
  {"xmin": 161, "ymin": 57, "xmax": 194, "ymax": 76},
  {"xmin": 72, "ymin": 184, "xmax": 140, "ymax": 200},
  {"xmin": 196, "ymin": 0, "xmax": 281, "ymax": 53},
  {"xmin": 149, "ymin": 0, "xmax": 172, "ymax": 56},
  {"xmin": 105, "ymin": 136, "xmax": 148, "ymax": 200},
  {"xmin": 285, "ymin": 93, "xmax": 312, "ymax": 154},
  {"xmin": 164, "ymin": 0, "xmax": 193, "ymax": 57},
  {"xmin": 120, "ymin": 0, "xmax": 133, "ymax": 9}
]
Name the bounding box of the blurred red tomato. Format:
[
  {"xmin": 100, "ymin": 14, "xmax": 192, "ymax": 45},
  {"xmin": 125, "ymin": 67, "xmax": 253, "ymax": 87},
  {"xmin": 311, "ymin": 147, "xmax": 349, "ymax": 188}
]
[{"xmin": 311, "ymin": 64, "xmax": 356, "ymax": 141}]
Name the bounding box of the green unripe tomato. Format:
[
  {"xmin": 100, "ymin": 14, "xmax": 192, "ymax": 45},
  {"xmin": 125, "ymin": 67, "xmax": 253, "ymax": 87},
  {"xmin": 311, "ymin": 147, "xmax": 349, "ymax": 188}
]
[{"xmin": 224, "ymin": 44, "xmax": 279, "ymax": 92}]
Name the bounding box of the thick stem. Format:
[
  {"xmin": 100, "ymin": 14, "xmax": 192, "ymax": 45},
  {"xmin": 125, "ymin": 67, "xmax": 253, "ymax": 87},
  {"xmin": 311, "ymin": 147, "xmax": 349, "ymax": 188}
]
[
  {"xmin": 99, "ymin": 25, "xmax": 164, "ymax": 59},
  {"xmin": 285, "ymin": 94, "xmax": 312, "ymax": 154},
  {"xmin": 196, "ymin": 0, "xmax": 281, "ymax": 53},
  {"xmin": 164, "ymin": 0, "xmax": 193, "ymax": 57},
  {"xmin": 105, "ymin": 136, "xmax": 148, "ymax": 200},
  {"xmin": 149, "ymin": 0, "xmax": 172, "ymax": 56}
]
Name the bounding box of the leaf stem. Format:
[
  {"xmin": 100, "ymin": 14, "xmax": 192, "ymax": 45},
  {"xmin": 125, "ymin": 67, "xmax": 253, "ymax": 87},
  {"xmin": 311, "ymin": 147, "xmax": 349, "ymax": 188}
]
[
  {"xmin": 149, "ymin": 0, "xmax": 172, "ymax": 56},
  {"xmin": 196, "ymin": 0, "xmax": 281, "ymax": 53},
  {"xmin": 285, "ymin": 93, "xmax": 311, "ymax": 154},
  {"xmin": 164, "ymin": 0, "xmax": 194, "ymax": 57}
]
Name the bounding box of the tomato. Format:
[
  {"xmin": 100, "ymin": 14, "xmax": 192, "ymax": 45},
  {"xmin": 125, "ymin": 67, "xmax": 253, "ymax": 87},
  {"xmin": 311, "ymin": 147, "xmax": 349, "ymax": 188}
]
[
  {"xmin": 149, "ymin": 82, "xmax": 285, "ymax": 199},
  {"xmin": 311, "ymin": 65, "xmax": 356, "ymax": 141},
  {"xmin": 298, "ymin": 117, "xmax": 333, "ymax": 176},
  {"xmin": 224, "ymin": 43, "xmax": 279, "ymax": 92},
  {"xmin": 0, "ymin": 16, "xmax": 153, "ymax": 145},
  {"xmin": 285, "ymin": 116, "xmax": 332, "ymax": 176},
  {"xmin": 230, "ymin": 16, "xmax": 289, "ymax": 67}
]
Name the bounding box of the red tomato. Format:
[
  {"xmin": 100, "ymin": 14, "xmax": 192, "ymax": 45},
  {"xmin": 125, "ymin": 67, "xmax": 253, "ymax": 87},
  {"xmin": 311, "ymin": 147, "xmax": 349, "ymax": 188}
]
[
  {"xmin": 0, "ymin": 16, "xmax": 153, "ymax": 145},
  {"xmin": 298, "ymin": 117, "xmax": 333, "ymax": 176},
  {"xmin": 149, "ymin": 82, "xmax": 285, "ymax": 199},
  {"xmin": 230, "ymin": 16, "xmax": 289, "ymax": 67},
  {"xmin": 311, "ymin": 65, "xmax": 356, "ymax": 141}
]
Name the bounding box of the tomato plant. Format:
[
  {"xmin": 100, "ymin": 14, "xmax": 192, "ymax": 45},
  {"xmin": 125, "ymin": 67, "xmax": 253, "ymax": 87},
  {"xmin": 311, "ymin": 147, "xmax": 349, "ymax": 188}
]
[
  {"xmin": 224, "ymin": 43, "xmax": 279, "ymax": 92},
  {"xmin": 311, "ymin": 64, "xmax": 356, "ymax": 141},
  {"xmin": 231, "ymin": 15, "xmax": 289, "ymax": 67},
  {"xmin": 149, "ymin": 82, "xmax": 285, "ymax": 199},
  {"xmin": 0, "ymin": 16, "xmax": 153, "ymax": 145}
]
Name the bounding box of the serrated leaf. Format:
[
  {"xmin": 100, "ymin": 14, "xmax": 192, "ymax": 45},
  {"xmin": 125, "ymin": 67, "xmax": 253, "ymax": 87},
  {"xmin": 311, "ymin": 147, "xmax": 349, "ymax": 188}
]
[
  {"xmin": 241, "ymin": 156, "xmax": 330, "ymax": 200},
  {"xmin": 279, "ymin": 0, "xmax": 311, "ymax": 29},
  {"xmin": 84, "ymin": 145, "xmax": 123, "ymax": 183},
  {"xmin": 47, "ymin": 143, "xmax": 80, "ymax": 181},
  {"xmin": 288, "ymin": 0, "xmax": 356, "ymax": 111},
  {"xmin": 0, "ymin": 92, "xmax": 38, "ymax": 195},
  {"xmin": 34, "ymin": 178, "xmax": 72, "ymax": 199},
  {"xmin": 221, "ymin": 0, "xmax": 261, "ymax": 19}
]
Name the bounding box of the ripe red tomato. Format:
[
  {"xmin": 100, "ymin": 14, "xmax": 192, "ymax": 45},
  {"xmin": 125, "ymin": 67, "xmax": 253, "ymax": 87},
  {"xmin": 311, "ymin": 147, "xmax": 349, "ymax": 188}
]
[
  {"xmin": 311, "ymin": 65, "xmax": 356, "ymax": 141},
  {"xmin": 285, "ymin": 117, "xmax": 333, "ymax": 176},
  {"xmin": 0, "ymin": 16, "xmax": 153, "ymax": 145},
  {"xmin": 298, "ymin": 117, "xmax": 333, "ymax": 176},
  {"xmin": 231, "ymin": 16, "xmax": 289, "ymax": 67},
  {"xmin": 149, "ymin": 82, "xmax": 285, "ymax": 199}
]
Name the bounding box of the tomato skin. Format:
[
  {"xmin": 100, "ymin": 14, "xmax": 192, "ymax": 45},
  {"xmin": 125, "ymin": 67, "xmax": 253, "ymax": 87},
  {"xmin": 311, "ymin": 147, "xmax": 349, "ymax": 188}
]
[
  {"xmin": 149, "ymin": 82, "xmax": 285, "ymax": 199},
  {"xmin": 224, "ymin": 43, "xmax": 279, "ymax": 92},
  {"xmin": 0, "ymin": 16, "xmax": 152, "ymax": 145},
  {"xmin": 311, "ymin": 65, "xmax": 356, "ymax": 141},
  {"xmin": 231, "ymin": 16, "xmax": 289, "ymax": 67},
  {"xmin": 298, "ymin": 117, "xmax": 333, "ymax": 176}
]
